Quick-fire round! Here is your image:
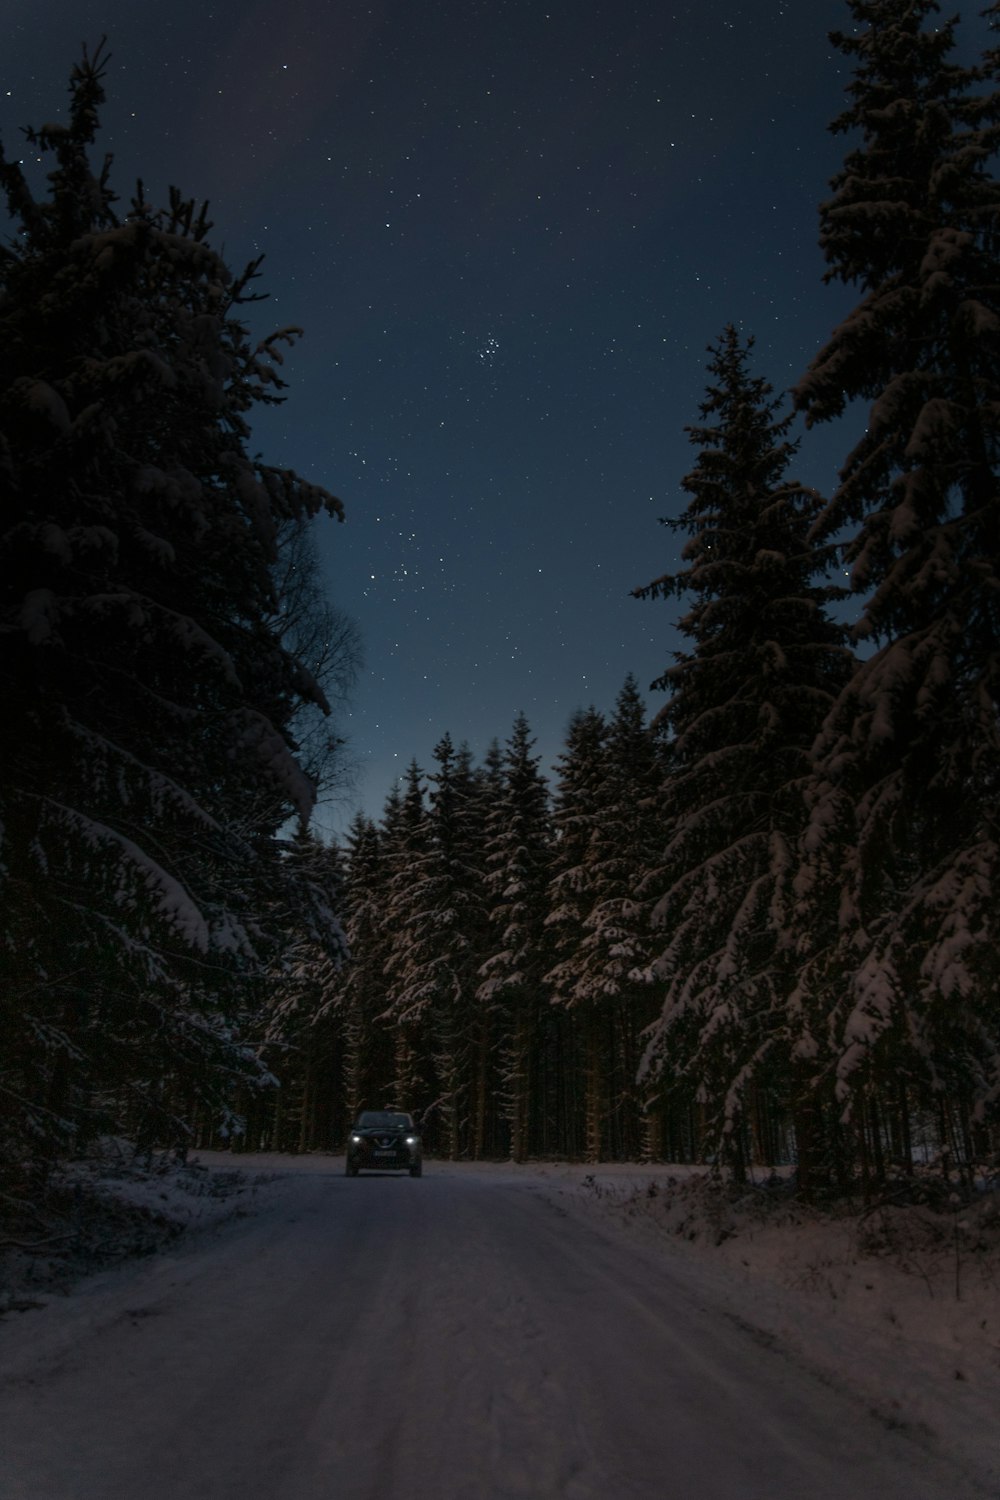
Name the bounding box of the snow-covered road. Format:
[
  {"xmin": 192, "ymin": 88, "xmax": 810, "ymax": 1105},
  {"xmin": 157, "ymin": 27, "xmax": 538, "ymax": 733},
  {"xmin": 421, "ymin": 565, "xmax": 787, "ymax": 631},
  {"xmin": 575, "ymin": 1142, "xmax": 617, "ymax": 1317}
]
[{"xmin": 0, "ymin": 1158, "xmax": 990, "ymax": 1499}]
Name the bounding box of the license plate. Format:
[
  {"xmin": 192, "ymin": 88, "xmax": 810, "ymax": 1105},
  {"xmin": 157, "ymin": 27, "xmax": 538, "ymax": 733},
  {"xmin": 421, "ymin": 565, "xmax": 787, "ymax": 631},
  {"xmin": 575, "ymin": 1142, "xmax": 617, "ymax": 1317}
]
[{"xmin": 374, "ymin": 1149, "xmax": 395, "ymax": 1157}]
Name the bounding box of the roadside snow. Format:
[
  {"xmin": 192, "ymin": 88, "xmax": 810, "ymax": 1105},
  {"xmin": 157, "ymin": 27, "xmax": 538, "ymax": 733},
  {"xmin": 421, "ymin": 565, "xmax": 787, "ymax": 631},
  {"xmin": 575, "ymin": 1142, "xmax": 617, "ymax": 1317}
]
[
  {"xmin": 513, "ymin": 1160, "xmax": 1000, "ymax": 1478},
  {"xmin": 0, "ymin": 1143, "xmax": 266, "ymax": 1313}
]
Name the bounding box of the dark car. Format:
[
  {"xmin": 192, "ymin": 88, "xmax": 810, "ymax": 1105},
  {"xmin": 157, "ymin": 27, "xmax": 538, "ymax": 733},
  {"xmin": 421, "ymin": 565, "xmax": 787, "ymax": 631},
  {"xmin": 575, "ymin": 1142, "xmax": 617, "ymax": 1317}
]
[{"xmin": 345, "ymin": 1110, "xmax": 423, "ymax": 1177}]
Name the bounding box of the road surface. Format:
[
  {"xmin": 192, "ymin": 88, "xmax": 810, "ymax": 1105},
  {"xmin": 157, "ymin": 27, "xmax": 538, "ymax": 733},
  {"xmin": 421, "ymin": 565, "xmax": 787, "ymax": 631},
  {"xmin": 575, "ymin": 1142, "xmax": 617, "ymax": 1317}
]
[{"xmin": 0, "ymin": 1158, "xmax": 991, "ymax": 1499}]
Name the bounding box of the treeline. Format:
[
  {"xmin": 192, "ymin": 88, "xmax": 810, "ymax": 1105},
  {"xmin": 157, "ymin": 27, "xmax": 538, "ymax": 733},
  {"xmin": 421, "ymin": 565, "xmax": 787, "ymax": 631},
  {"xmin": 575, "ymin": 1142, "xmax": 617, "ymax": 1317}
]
[
  {"xmin": 237, "ymin": 690, "xmax": 664, "ymax": 1165},
  {"xmin": 248, "ymin": 0, "xmax": 1000, "ymax": 1191}
]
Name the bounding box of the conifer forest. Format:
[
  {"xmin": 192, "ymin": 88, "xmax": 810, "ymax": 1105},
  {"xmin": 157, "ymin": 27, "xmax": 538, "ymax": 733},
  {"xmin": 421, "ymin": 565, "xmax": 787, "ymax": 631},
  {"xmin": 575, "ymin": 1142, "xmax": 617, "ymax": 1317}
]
[{"xmin": 3, "ymin": 1, "xmax": 1000, "ymax": 1201}]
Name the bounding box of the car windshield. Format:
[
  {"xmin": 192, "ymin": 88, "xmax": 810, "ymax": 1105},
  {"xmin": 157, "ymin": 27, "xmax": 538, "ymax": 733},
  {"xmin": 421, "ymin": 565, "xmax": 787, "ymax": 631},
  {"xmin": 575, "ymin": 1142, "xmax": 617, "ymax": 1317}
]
[{"xmin": 356, "ymin": 1111, "xmax": 413, "ymax": 1129}]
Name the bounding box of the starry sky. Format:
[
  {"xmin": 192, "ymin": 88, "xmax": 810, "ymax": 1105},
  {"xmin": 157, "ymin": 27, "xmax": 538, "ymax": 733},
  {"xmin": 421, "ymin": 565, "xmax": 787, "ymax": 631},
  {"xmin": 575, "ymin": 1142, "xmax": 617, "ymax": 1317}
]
[{"xmin": 4, "ymin": 0, "xmax": 961, "ymax": 829}]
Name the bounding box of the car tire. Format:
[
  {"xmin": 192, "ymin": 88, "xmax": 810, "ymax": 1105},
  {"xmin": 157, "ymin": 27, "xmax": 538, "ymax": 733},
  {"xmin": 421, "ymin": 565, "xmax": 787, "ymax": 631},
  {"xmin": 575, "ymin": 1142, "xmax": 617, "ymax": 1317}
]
[
  {"xmin": 346, "ymin": 1160, "xmax": 359, "ymax": 1177},
  {"xmin": 409, "ymin": 1161, "xmax": 422, "ymax": 1178}
]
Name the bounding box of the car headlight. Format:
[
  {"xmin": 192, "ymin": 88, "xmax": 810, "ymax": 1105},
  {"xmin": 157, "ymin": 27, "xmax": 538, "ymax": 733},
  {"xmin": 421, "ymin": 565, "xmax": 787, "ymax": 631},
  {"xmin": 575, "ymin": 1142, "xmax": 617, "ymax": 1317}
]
[
  {"xmin": 350, "ymin": 1134, "xmax": 362, "ymax": 1144},
  {"xmin": 405, "ymin": 1136, "xmax": 418, "ymax": 1146}
]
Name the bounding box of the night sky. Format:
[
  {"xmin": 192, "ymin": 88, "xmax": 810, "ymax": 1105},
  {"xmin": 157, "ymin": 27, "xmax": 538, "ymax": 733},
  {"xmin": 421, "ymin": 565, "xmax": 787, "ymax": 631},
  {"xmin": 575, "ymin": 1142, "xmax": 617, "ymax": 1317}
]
[{"xmin": 3, "ymin": 1, "xmax": 907, "ymax": 828}]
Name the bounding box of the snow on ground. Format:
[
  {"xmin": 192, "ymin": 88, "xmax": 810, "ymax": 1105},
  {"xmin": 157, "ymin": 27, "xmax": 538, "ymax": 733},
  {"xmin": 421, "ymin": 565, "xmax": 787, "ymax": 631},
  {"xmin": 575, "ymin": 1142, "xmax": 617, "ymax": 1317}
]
[
  {"xmin": 1, "ymin": 1152, "xmax": 998, "ymax": 1498},
  {"xmin": 0, "ymin": 1141, "xmax": 268, "ymax": 1313},
  {"xmin": 509, "ymin": 1159, "xmax": 1000, "ymax": 1472}
]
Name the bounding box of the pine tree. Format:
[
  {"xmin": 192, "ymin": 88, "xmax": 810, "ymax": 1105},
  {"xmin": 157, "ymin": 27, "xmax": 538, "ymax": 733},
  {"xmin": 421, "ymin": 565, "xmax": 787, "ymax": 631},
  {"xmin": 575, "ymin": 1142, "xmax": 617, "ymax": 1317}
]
[
  {"xmin": 340, "ymin": 812, "xmax": 393, "ymax": 1131},
  {"xmin": 421, "ymin": 736, "xmax": 490, "ymax": 1158},
  {"xmin": 545, "ymin": 707, "xmax": 607, "ymax": 1161},
  {"xmin": 0, "ymin": 46, "xmax": 345, "ymax": 1174},
  {"xmin": 580, "ymin": 676, "xmax": 663, "ymax": 1160},
  {"xmin": 636, "ymin": 327, "xmax": 850, "ymax": 1176},
  {"xmin": 257, "ymin": 834, "xmax": 348, "ymax": 1152},
  {"xmin": 380, "ymin": 763, "xmax": 435, "ymax": 1116},
  {"xmin": 794, "ymin": 1, "xmax": 1000, "ymax": 1155},
  {"xmin": 468, "ymin": 740, "xmax": 507, "ymax": 1157},
  {"xmin": 477, "ymin": 714, "xmax": 553, "ymax": 1161},
  {"xmin": 546, "ymin": 708, "xmax": 608, "ymax": 984},
  {"xmin": 544, "ymin": 687, "xmax": 662, "ymax": 1163}
]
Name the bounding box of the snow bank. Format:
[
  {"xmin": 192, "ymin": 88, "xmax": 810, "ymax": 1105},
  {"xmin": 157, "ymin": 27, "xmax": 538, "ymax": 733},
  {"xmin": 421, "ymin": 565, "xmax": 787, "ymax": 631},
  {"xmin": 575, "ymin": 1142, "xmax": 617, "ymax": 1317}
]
[
  {"xmin": 0, "ymin": 1142, "xmax": 266, "ymax": 1312},
  {"xmin": 518, "ymin": 1160, "xmax": 1000, "ymax": 1471}
]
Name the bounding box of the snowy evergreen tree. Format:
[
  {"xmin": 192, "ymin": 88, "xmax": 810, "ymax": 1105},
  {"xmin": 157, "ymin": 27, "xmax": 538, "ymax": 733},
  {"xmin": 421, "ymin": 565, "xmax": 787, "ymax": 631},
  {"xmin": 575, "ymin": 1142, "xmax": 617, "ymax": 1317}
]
[
  {"xmin": 420, "ymin": 735, "xmax": 490, "ymax": 1157},
  {"xmin": 636, "ymin": 327, "xmax": 850, "ymax": 1175},
  {"xmin": 477, "ymin": 714, "xmax": 554, "ymax": 1161},
  {"xmin": 794, "ymin": 1, "xmax": 1000, "ymax": 1158},
  {"xmin": 580, "ymin": 676, "xmax": 663, "ymax": 1161},
  {"xmin": 546, "ymin": 708, "xmax": 608, "ymax": 987},
  {"xmin": 545, "ymin": 686, "xmax": 662, "ymax": 1162},
  {"xmin": 468, "ymin": 738, "xmax": 508, "ymax": 1157},
  {"xmin": 545, "ymin": 707, "xmax": 607, "ymax": 1161},
  {"xmin": 255, "ymin": 833, "xmax": 348, "ymax": 1152},
  {"xmin": 370, "ymin": 737, "xmax": 488, "ymax": 1154},
  {"xmin": 340, "ymin": 811, "xmax": 393, "ymax": 1129},
  {"xmin": 379, "ymin": 763, "xmax": 435, "ymax": 1115},
  {"xmin": 0, "ymin": 46, "xmax": 344, "ymax": 1174}
]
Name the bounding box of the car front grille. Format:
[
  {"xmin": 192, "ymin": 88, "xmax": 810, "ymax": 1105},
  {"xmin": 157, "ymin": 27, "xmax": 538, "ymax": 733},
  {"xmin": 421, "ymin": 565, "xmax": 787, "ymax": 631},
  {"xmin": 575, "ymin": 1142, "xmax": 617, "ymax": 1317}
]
[{"xmin": 362, "ymin": 1134, "xmax": 408, "ymax": 1164}]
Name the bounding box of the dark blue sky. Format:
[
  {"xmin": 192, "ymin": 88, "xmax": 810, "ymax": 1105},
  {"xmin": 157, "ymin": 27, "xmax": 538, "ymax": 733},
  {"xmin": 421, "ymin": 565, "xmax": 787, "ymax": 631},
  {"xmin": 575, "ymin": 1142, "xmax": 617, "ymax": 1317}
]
[{"xmin": 5, "ymin": 0, "xmax": 962, "ymax": 828}]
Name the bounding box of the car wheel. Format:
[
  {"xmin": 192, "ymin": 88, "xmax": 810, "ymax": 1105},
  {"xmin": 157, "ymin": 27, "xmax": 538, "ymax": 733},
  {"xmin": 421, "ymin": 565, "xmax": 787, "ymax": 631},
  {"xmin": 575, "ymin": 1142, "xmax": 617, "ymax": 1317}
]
[
  {"xmin": 409, "ymin": 1161, "xmax": 422, "ymax": 1178},
  {"xmin": 346, "ymin": 1160, "xmax": 358, "ymax": 1177}
]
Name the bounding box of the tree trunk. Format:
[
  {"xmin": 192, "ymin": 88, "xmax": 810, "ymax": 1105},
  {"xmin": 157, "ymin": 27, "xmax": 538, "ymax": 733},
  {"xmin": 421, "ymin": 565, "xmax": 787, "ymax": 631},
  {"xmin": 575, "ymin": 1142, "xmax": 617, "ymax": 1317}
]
[
  {"xmin": 641, "ymin": 1102, "xmax": 663, "ymax": 1163},
  {"xmin": 506, "ymin": 999, "xmax": 531, "ymax": 1163},
  {"xmin": 583, "ymin": 1005, "xmax": 604, "ymax": 1164},
  {"xmin": 297, "ymin": 1046, "xmax": 315, "ymax": 1154},
  {"xmin": 472, "ymin": 1013, "xmax": 490, "ymax": 1160}
]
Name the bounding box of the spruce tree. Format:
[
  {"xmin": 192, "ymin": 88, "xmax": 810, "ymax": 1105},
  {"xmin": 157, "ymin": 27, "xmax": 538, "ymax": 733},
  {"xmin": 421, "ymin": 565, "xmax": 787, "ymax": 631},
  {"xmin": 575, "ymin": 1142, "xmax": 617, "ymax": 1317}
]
[
  {"xmin": 545, "ymin": 687, "xmax": 662, "ymax": 1162},
  {"xmin": 0, "ymin": 46, "xmax": 344, "ymax": 1173},
  {"xmin": 794, "ymin": 1, "xmax": 1000, "ymax": 1151},
  {"xmin": 379, "ymin": 762, "xmax": 435, "ymax": 1117},
  {"xmin": 258, "ymin": 834, "xmax": 348, "ymax": 1152},
  {"xmin": 477, "ymin": 714, "xmax": 553, "ymax": 1161},
  {"xmin": 546, "ymin": 707, "xmax": 608, "ymax": 988},
  {"xmin": 341, "ymin": 812, "xmax": 393, "ymax": 1130},
  {"xmin": 545, "ymin": 707, "xmax": 608, "ymax": 1160},
  {"xmin": 416, "ymin": 735, "xmax": 489, "ymax": 1157},
  {"xmin": 468, "ymin": 739, "xmax": 507, "ymax": 1157},
  {"xmin": 636, "ymin": 327, "xmax": 850, "ymax": 1175},
  {"xmin": 580, "ymin": 676, "xmax": 663, "ymax": 1160}
]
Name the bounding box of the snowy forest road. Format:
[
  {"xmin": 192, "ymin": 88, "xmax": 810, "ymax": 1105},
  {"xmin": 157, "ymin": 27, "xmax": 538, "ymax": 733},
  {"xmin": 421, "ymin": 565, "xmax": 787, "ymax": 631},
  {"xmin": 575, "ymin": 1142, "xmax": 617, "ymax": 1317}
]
[{"xmin": 0, "ymin": 1158, "xmax": 988, "ymax": 1500}]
